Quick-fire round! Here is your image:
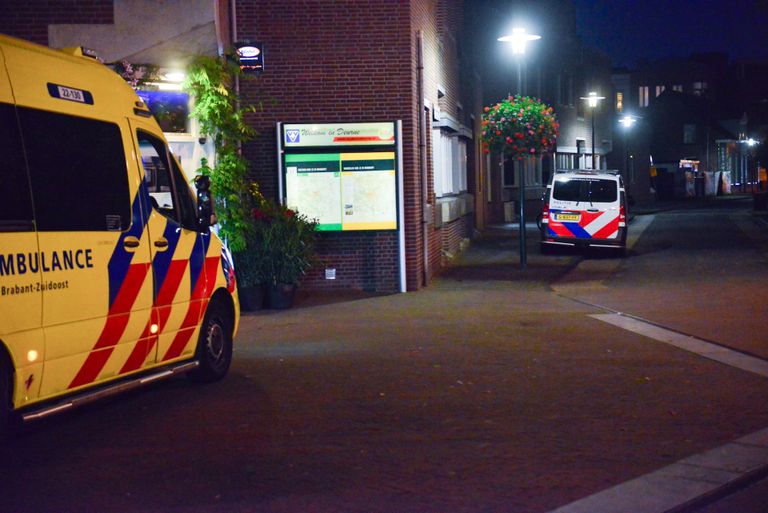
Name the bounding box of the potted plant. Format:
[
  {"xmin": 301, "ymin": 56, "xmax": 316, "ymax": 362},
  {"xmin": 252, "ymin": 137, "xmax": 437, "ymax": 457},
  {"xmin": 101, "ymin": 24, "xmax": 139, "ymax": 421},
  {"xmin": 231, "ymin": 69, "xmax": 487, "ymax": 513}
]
[{"xmin": 250, "ymin": 198, "xmax": 318, "ymax": 309}]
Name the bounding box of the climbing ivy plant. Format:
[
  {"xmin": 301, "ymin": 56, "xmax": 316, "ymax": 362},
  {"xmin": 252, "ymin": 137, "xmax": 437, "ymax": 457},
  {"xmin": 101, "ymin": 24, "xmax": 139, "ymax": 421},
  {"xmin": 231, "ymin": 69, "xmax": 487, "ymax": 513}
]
[{"xmin": 183, "ymin": 56, "xmax": 257, "ymax": 252}]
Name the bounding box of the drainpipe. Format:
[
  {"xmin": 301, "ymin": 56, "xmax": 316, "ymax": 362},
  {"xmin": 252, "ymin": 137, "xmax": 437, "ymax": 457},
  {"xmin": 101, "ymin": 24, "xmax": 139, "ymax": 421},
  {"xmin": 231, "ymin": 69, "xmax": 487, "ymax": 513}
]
[{"xmin": 417, "ymin": 31, "xmax": 429, "ymax": 286}]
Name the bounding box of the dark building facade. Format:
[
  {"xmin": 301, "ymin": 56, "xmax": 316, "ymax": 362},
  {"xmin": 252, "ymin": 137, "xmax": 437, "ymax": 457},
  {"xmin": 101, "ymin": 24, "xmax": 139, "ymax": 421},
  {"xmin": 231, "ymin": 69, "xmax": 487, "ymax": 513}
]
[{"xmin": 610, "ymin": 52, "xmax": 768, "ymax": 199}]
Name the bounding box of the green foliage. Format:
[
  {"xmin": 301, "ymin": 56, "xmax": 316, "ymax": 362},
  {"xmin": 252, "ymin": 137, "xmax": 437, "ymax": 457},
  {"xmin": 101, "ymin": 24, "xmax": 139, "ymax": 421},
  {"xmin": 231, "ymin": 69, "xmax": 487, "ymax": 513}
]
[
  {"xmin": 481, "ymin": 95, "xmax": 559, "ymax": 160},
  {"xmin": 183, "ymin": 56, "xmax": 257, "ymax": 252},
  {"xmin": 248, "ymin": 198, "xmax": 318, "ymax": 285}
]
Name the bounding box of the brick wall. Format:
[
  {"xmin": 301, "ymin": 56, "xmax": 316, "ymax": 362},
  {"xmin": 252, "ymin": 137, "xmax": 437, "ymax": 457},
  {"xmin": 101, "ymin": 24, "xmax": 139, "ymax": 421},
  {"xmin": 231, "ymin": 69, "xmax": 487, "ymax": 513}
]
[
  {"xmin": 0, "ymin": 0, "xmax": 114, "ymax": 45},
  {"xmin": 440, "ymin": 215, "xmax": 470, "ymax": 265},
  {"xmin": 237, "ymin": 0, "xmax": 469, "ymax": 293},
  {"xmin": 236, "ymin": 0, "xmax": 415, "ymax": 292}
]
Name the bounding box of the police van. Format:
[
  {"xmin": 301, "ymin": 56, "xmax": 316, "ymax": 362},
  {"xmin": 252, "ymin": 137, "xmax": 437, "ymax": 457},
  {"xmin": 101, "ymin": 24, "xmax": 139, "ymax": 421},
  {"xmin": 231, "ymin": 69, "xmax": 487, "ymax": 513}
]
[
  {"xmin": 540, "ymin": 169, "xmax": 628, "ymax": 255},
  {"xmin": 0, "ymin": 34, "xmax": 239, "ymax": 436}
]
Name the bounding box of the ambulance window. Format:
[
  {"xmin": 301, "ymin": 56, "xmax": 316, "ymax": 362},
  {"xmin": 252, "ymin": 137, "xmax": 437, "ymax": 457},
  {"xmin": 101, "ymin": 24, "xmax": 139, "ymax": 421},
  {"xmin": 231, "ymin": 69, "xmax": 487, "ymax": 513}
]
[
  {"xmin": 170, "ymin": 157, "xmax": 197, "ymax": 229},
  {"xmin": 17, "ymin": 107, "xmax": 131, "ymax": 231},
  {"xmin": 138, "ymin": 131, "xmax": 195, "ymax": 229},
  {"xmin": 0, "ymin": 103, "xmax": 34, "ymax": 231}
]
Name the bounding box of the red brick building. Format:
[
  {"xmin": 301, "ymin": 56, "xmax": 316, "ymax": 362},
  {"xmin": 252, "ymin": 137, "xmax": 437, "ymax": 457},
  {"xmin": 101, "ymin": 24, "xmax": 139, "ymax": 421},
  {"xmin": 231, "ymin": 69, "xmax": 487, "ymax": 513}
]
[
  {"xmin": 235, "ymin": 0, "xmax": 483, "ymax": 292},
  {"xmin": 1, "ymin": 0, "xmax": 484, "ymax": 293}
]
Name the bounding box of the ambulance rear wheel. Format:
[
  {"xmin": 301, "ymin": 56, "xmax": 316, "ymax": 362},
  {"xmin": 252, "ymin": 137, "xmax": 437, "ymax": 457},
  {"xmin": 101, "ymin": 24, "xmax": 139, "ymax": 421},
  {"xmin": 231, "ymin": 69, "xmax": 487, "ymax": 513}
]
[{"xmin": 189, "ymin": 300, "xmax": 232, "ymax": 383}]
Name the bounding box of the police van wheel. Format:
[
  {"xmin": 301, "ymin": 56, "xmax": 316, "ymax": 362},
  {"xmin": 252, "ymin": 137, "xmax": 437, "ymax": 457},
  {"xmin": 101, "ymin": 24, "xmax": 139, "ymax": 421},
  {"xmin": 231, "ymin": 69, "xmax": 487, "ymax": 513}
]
[
  {"xmin": 0, "ymin": 354, "xmax": 11, "ymax": 441},
  {"xmin": 188, "ymin": 300, "xmax": 232, "ymax": 383}
]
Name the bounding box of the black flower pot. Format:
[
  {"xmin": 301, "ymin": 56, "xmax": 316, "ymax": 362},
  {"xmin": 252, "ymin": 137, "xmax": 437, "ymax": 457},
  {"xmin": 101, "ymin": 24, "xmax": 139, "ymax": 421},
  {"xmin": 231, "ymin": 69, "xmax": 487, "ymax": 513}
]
[
  {"xmin": 239, "ymin": 284, "xmax": 265, "ymax": 311},
  {"xmin": 267, "ymin": 283, "xmax": 296, "ymax": 309}
]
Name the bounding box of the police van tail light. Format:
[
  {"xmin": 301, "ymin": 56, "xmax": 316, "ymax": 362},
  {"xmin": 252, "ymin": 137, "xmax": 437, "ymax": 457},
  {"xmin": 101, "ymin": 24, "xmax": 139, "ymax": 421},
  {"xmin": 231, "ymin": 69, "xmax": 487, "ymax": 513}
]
[
  {"xmin": 619, "ymin": 205, "xmax": 626, "ymax": 226},
  {"xmin": 542, "ymin": 202, "xmax": 550, "ymax": 222}
]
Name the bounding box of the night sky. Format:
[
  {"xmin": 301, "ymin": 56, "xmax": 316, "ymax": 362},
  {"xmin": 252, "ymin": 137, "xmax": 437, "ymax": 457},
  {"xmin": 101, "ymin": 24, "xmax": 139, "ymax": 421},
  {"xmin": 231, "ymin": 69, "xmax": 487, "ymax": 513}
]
[{"xmin": 572, "ymin": 0, "xmax": 768, "ymax": 67}]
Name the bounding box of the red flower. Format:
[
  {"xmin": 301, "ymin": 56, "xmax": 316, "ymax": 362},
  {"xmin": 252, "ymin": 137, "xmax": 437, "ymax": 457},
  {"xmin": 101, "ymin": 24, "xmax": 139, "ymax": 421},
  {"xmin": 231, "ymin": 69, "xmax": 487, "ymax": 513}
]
[{"xmin": 284, "ymin": 209, "xmax": 296, "ymax": 218}]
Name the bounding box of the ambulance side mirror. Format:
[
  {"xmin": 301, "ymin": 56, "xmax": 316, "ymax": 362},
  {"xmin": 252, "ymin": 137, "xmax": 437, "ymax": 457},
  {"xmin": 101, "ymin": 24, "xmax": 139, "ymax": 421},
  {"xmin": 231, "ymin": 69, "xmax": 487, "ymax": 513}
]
[{"xmin": 194, "ymin": 175, "xmax": 217, "ymax": 231}]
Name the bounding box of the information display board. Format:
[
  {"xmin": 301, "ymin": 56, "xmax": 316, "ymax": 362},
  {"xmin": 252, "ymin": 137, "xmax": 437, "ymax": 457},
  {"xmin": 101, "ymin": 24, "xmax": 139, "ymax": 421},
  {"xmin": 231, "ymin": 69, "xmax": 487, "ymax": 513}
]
[{"xmin": 280, "ymin": 122, "xmax": 399, "ymax": 232}]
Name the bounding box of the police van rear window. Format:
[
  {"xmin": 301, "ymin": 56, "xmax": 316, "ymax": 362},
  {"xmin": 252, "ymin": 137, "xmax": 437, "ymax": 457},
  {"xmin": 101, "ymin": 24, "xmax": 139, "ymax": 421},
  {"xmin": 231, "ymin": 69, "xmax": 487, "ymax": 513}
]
[{"xmin": 553, "ymin": 178, "xmax": 617, "ymax": 203}]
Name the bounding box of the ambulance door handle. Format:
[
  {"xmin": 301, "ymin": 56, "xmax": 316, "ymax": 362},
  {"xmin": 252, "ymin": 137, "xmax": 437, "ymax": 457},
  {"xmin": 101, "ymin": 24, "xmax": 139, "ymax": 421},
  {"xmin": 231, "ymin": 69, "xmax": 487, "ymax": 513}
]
[
  {"xmin": 587, "ymin": 208, "xmax": 599, "ymax": 212},
  {"xmin": 123, "ymin": 236, "xmax": 140, "ymax": 252},
  {"xmin": 154, "ymin": 238, "xmax": 169, "ymax": 251}
]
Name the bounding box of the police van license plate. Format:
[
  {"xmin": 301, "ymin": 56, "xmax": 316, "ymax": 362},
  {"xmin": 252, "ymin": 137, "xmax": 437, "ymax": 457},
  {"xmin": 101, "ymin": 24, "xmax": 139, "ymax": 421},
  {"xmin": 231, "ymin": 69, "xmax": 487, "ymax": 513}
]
[{"xmin": 554, "ymin": 213, "xmax": 580, "ymax": 222}]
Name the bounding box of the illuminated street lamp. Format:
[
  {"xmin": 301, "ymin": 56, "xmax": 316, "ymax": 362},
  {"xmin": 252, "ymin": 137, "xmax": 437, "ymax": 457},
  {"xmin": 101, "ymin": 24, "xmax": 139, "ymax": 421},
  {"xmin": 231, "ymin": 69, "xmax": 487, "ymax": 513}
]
[
  {"xmin": 498, "ymin": 28, "xmax": 541, "ymax": 95},
  {"xmin": 580, "ymin": 91, "xmax": 605, "ymax": 169},
  {"xmin": 498, "ymin": 27, "xmax": 541, "ymax": 269}
]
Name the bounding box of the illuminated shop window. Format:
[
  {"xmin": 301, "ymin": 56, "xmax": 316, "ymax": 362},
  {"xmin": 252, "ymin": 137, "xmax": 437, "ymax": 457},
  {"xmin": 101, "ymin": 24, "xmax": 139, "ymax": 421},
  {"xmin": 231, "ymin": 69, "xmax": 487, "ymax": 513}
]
[{"xmin": 136, "ymin": 90, "xmax": 190, "ymax": 133}]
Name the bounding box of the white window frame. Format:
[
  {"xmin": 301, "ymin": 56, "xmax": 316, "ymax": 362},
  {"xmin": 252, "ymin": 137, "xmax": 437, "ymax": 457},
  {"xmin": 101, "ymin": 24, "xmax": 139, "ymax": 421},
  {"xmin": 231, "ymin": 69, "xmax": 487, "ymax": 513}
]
[{"xmin": 433, "ymin": 129, "xmax": 467, "ymax": 197}]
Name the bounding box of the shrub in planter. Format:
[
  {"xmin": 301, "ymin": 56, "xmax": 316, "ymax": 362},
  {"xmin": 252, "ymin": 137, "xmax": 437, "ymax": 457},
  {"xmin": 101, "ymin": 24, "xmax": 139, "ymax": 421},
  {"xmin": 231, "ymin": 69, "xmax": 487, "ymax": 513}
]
[{"xmin": 250, "ymin": 199, "xmax": 318, "ymax": 308}]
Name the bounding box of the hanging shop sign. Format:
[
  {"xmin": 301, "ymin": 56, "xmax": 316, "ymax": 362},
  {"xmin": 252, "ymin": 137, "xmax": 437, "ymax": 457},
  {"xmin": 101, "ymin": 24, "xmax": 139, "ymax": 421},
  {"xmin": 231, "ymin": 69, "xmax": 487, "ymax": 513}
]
[{"xmin": 234, "ymin": 41, "xmax": 264, "ymax": 74}]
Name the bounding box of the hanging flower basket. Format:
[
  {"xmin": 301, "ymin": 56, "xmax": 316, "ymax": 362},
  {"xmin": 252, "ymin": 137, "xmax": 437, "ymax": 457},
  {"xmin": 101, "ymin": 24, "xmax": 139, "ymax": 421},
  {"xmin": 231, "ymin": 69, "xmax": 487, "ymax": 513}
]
[{"xmin": 481, "ymin": 95, "xmax": 559, "ymax": 160}]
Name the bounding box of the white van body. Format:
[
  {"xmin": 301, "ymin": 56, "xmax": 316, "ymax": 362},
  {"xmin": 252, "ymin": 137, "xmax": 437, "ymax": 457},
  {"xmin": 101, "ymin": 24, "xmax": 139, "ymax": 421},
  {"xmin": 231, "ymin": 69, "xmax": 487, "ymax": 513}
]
[{"xmin": 540, "ymin": 170, "xmax": 628, "ymax": 253}]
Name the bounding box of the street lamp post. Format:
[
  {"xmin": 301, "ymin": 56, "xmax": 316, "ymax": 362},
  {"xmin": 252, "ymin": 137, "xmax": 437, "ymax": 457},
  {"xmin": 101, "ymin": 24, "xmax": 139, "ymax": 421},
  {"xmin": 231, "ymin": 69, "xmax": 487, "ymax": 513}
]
[
  {"xmin": 619, "ymin": 114, "xmax": 638, "ymax": 182},
  {"xmin": 498, "ymin": 27, "xmax": 540, "ymax": 269},
  {"xmin": 580, "ymin": 92, "xmax": 605, "ymax": 169}
]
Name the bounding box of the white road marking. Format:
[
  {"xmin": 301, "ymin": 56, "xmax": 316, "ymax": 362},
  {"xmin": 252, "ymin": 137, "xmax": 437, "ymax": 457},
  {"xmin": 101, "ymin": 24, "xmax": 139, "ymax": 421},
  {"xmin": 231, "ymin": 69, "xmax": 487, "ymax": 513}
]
[{"xmin": 590, "ymin": 313, "xmax": 768, "ymax": 378}]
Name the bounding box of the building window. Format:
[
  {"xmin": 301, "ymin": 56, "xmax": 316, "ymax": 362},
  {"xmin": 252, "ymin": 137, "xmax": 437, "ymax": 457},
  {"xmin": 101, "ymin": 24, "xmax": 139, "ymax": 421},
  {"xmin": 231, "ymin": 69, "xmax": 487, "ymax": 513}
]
[
  {"xmin": 576, "ymin": 140, "xmax": 586, "ymax": 167},
  {"xmin": 136, "ymin": 90, "xmax": 190, "ymax": 133},
  {"xmin": 683, "ymin": 124, "xmax": 697, "ymax": 144},
  {"xmin": 616, "ymin": 92, "xmax": 624, "ymax": 112},
  {"xmin": 672, "ymin": 84, "xmax": 683, "ymax": 92},
  {"xmin": 639, "ymin": 86, "xmax": 649, "ymax": 107},
  {"xmin": 692, "ymin": 81, "xmax": 708, "ymax": 96},
  {"xmin": 556, "ymin": 153, "xmax": 575, "ymax": 170},
  {"xmin": 655, "ymin": 85, "xmax": 665, "ymax": 97},
  {"xmin": 433, "ymin": 130, "xmax": 467, "ymax": 197}
]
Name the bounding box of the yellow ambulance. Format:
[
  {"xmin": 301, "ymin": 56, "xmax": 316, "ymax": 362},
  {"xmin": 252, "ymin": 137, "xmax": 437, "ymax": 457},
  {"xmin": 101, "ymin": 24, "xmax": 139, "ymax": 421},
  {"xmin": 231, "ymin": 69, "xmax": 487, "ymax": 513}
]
[{"xmin": 0, "ymin": 34, "xmax": 240, "ymax": 436}]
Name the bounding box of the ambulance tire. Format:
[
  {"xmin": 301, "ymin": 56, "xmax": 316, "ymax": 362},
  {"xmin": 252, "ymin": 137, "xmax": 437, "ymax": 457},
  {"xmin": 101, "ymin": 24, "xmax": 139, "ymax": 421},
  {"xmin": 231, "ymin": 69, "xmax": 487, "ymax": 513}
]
[
  {"xmin": 0, "ymin": 353, "xmax": 11, "ymax": 441},
  {"xmin": 189, "ymin": 300, "xmax": 232, "ymax": 383}
]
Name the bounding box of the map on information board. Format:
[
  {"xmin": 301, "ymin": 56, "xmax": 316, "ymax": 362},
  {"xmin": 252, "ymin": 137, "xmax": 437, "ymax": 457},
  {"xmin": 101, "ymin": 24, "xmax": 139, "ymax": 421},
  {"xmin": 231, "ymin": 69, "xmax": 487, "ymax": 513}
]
[{"xmin": 285, "ymin": 152, "xmax": 397, "ymax": 231}]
